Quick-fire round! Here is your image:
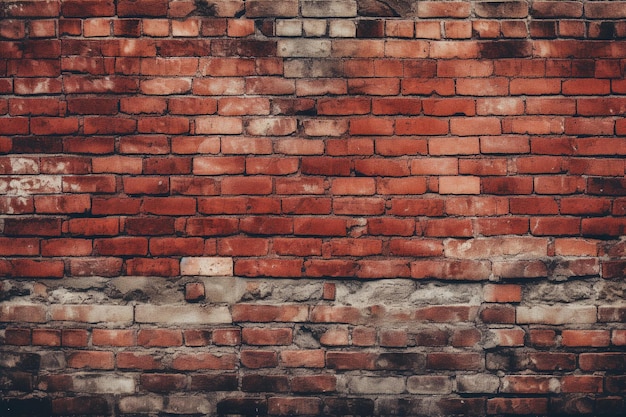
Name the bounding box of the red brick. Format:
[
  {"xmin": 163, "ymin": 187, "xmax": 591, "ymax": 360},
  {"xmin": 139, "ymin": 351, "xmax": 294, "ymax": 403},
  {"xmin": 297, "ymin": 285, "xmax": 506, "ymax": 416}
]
[
  {"xmin": 233, "ymin": 304, "xmax": 308, "ymax": 323},
  {"xmin": 141, "ymin": 374, "xmax": 186, "ymax": 392},
  {"xmin": 270, "ymin": 238, "xmax": 321, "ymax": 256},
  {"xmin": 319, "ymin": 327, "xmax": 349, "ymax": 346},
  {"xmin": 126, "ymin": 257, "xmax": 179, "ymax": 277},
  {"xmin": 368, "ymin": 218, "xmax": 415, "ymax": 236},
  {"xmin": 372, "ymin": 98, "xmax": 421, "ymax": 115},
  {"xmin": 211, "ymin": 328, "xmax": 240, "ymax": 346},
  {"xmin": 69, "ymin": 257, "xmax": 123, "ymax": 277},
  {"xmin": 349, "ymin": 117, "xmax": 394, "ymax": 136},
  {"xmin": 242, "ymin": 327, "xmax": 292, "ymax": 346},
  {"xmin": 417, "ymin": 1, "xmax": 471, "ymax": 18},
  {"xmin": 2, "ymin": 258, "xmax": 65, "ymax": 278},
  {"xmin": 332, "ymin": 197, "xmax": 385, "ymax": 215},
  {"xmin": 487, "ymin": 398, "xmax": 548, "ymax": 415},
  {"xmin": 172, "ymin": 353, "xmax": 236, "ymax": 370},
  {"xmin": 33, "ymin": 328, "xmax": 61, "ymax": 346},
  {"xmin": 137, "ymin": 329, "xmax": 182, "ymax": 347},
  {"xmin": 235, "ymin": 259, "xmax": 302, "ymax": 278},
  {"xmin": 186, "ymin": 218, "xmax": 239, "ymax": 236},
  {"xmin": 301, "ymin": 157, "xmax": 351, "ymax": 176},
  {"xmin": 331, "ymin": 178, "xmax": 376, "ymax": 195},
  {"xmin": 34, "ymin": 195, "xmax": 91, "ymax": 214},
  {"xmin": 40, "ymin": 238, "xmax": 92, "ymax": 257},
  {"xmin": 0, "ymin": 237, "xmax": 39, "ymax": 256},
  {"xmin": 396, "ymin": 117, "xmax": 449, "ymax": 136},
  {"xmin": 67, "ymin": 351, "xmax": 115, "ymax": 370},
  {"xmin": 117, "ymin": 352, "xmax": 162, "ymax": 370},
  {"xmin": 92, "ymin": 329, "xmax": 134, "ymax": 347},
  {"xmin": 292, "ymin": 375, "xmax": 336, "ymax": 393},
  {"xmin": 411, "ymin": 260, "xmax": 491, "ymax": 281},
  {"xmin": 241, "ymin": 350, "xmax": 278, "ymax": 369},
  {"xmin": 427, "ymin": 352, "xmax": 482, "ymax": 370},
  {"xmin": 358, "ymin": 260, "xmax": 411, "ymax": 279},
  {"xmin": 451, "ymin": 328, "xmax": 482, "ymax": 347},
  {"xmin": 4, "ymin": 328, "xmax": 31, "ymax": 345},
  {"xmin": 326, "ymin": 352, "xmax": 376, "ymax": 370},
  {"xmin": 562, "ymin": 330, "xmax": 610, "ymax": 347},
  {"xmin": 141, "ymin": 197, "xmax": 196, "ymax": 215},
  {"xmin": 281, "ymin": 350, "xmax": 325, "ymax": 368},
  {"xmin": 275, "ymin": 178, "xmax": 325, "ymax": 195}
]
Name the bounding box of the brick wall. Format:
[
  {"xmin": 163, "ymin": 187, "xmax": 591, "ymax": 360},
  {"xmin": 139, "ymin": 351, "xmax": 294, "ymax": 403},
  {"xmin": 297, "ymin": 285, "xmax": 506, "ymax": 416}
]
[{"xmin": 1, "ymin": 0, "xmax": 625, "ymax": 415}]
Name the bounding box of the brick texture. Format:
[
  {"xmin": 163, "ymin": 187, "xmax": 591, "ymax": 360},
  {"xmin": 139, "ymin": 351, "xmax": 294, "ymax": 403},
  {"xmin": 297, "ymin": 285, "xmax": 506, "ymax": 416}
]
[{"xmin": 1, "ymin": 0, "xmax": 625, "ymax": 415}]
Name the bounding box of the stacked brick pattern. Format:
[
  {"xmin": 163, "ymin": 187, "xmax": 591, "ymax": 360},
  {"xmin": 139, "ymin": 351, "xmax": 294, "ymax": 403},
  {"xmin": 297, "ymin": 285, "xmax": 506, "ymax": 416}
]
[{"xmin": 1, "ymin": 0, "xmax": 625, "ymax": 415}]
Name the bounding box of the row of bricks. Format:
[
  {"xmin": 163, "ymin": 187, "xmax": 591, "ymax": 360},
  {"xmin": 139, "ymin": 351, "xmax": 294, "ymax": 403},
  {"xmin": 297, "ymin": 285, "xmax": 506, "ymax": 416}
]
[
  {"xmin": 0, "ymin": 96, "xmax": 626, "ymax": 122},
  {"xmin": 2, "ymin": 154, "xmax": 625, "ymax": 175},
  {"xmin": 0, "ymin": 236, "xmax": 622, "ymax": 259},
  {"xmin": 1, "ymin": 257, "xmax": 621, "ymax": 279},
  {"xmin": 6, "ymin": 79, "xmax": 625, "ymax": 101},
  {"xmin": 1, "ymin": 173, "xmax": 624, "ymax": 195},
  {"xmin": 4, "ymin": 96, "xmax": 626, "ymax": 118},
  {"xmin": 4, "ymin": 17, "xmax": 626, "ymax": 40},
  {"xmin": 3, "ymin": 57, "xmax": 623, "ymax": 78},
  {"xmin": 22, "ymin": 371, "xmax": 626, "ymax": 394},
  {"xmin": 2, "ymin": 303, "xmax": 625, "ymax": 325},
  {"xmin": 2, "ymin": 135, "xmax": 626, "ymax": 157},
  {"xmin": 1, "ymin": 197, "xmax": 624, "ymax": 222},
  {"xmin": 3, "ymin": 38, "xmax": 626, "ymax": 59},
  {"xmin": 3, "ymin": 257, "xmax": 624, "ymax": 280},
  {"xmin": 2, "ymin": 0, "xmax": 626, "ymax": 20},
  {"xmin": 2, "ymin": 116, "xmax": 626, "ymax": 137},
  {"xmin": 2, "ymin": 395, "xmax": 624, "ymax": 417},
  {"xmin": 5, "ymin": 327, "xmax": 626, "ymax": 349}
]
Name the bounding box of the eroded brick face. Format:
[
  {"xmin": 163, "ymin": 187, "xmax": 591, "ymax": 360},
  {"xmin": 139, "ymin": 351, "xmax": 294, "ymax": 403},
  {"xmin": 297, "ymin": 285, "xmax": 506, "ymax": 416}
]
[{"xmin": 1, "ymin": 1, "xmax": 626, "ymax": 415}]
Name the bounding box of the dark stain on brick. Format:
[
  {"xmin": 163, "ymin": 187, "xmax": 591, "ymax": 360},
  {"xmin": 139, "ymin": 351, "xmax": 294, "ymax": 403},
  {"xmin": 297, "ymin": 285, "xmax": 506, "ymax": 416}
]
[
  {"xmin": 588, "ymin": 177, "xmax": 626, "ymax": 196},
  {"xmin": 375, "ymin": 352, "xmax": 425, "ymax": 371},
  {"xmin": 479, "ymin": 40, "xmax": 532, "ymax": 59},
  {"xmin": 190, "ymin": 374, "xmax": 238, "ymax": 391},
  {"xmin": 256, "ymin": 19, "xmax": 275, "ymax": 37},
  {"xmin": 194, "ymin": 0, "xmax": 217, "ymax": 16},
  {"xmin": 0, "ymin": 398, "xmax": 52, "ymax": 416},
  {"xmin": 357, "ymin": 20, "xmax": 385, "ymax": 38},
  {"xmin": 12, "ymin": 137, "xmax": 63, "ymax": 154},
  {"xmin": 323, "ymin": 398, "xmax": 375, "ymax": 416},
  {"xmin": 598, "ymin": 21, "xmax": 617, "ymax": 40},
  {"xmin": 358, "ymin": 0, "xmax": 414, "ymax": 17},
  {"xmin": 217, "ymin": 398, "xmax": 268, "ymax": 416}
]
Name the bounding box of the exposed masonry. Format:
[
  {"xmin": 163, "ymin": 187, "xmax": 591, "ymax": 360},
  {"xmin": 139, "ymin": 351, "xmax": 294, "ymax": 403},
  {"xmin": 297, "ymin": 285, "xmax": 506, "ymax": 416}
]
[{"xmin": 1, "ymin": 0, "xmax": 626, "ymax": 416}]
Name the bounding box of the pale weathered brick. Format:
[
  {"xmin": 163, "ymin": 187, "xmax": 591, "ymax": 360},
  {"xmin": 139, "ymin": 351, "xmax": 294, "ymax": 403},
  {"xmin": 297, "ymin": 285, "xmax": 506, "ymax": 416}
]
[
  {"xmin": 301, "ymin": 0, "xmax": 357, "ymax": 17},
  {"xmin": 277, "ymin": 39, "xmax": 332, "ymax": 57},
  {"xmin": 517, "ymin": 305, "xmax": 597, "ymax": 325},
  {"xmin": 180, "ymin": 257, "xmax": 233, "ymax": 276},
  {"xmin": 135, "ymin": 305, "xmax": 232, "ymax": 324}
]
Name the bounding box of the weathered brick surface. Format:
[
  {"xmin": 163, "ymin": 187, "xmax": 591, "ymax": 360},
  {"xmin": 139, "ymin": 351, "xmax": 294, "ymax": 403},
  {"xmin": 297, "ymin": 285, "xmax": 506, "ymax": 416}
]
[{"xmin": 1, "ymin": 0, "xmax": 625, "ymax": 415}]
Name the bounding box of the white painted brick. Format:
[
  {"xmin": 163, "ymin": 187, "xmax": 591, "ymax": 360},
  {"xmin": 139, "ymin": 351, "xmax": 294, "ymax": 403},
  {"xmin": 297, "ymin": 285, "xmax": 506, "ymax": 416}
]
[
  {"xmin": 301, "ymin": 0, "xmax": 357, "ymax": 17},
  {"xmin": 73, "ymin": 374, "xmax": 135, "ymax": 394},
  {"xmin": 303, "ymin": 20, "xmax": 327, "ymax": 37},
  {"xmin": 329, "ymin": 20, "xmax": 356, "ymax": 37},
  {"xmin": 407, "ymin": 376, "xmax": 453, "ymax": 394},
  {"xmin": 119, "ymin": 396, "xmax": 164, "ymax": 414},
  {"xmin": 276, "ymin": 20, "xmax": 302, "ymax": 37},
  {"xmin": 180, "ymin": 257, "xmax": 233, "ymax": 276},
  {"xmin": 341, "ymin": 376, "xmax": 406, "ymax": 394},
  {"xmin": 50, "ymin": 305, "xmax": 134, "ymax": 324},
  {"xmin": 277, "ymin": 39, "xmax": 331, "ymax": 57},
  {"xmin": 135, "ymin": 305, "xmax": 232, "ymax": 324},
  {"xmin": 517, "ymin": 305, "xmax": 597, "ymax": 325}
]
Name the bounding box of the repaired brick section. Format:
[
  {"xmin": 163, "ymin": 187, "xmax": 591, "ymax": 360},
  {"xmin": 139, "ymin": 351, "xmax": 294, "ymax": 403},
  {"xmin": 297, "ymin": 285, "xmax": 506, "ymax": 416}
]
[{"xmin": 2, "ymin": 0, "xmax": 626, "ymax": 414}]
